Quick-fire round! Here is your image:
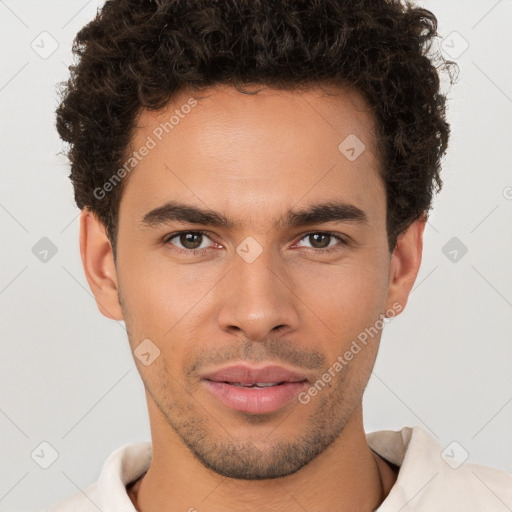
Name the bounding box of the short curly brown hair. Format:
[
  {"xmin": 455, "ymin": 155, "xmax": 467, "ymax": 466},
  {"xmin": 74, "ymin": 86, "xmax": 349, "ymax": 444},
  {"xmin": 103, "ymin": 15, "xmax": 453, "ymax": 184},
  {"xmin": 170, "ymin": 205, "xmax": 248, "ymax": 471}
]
[{"xmin": 56, "ymin": 0, "xmax": 457, "ymax": 260}]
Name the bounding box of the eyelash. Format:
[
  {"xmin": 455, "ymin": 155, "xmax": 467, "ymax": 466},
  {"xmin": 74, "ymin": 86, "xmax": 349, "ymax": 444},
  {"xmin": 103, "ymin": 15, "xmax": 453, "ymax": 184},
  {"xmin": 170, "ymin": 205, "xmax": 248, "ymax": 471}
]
[{"xmin": 162, "ymin": 230, "xmax": 348, "ymax": 256}]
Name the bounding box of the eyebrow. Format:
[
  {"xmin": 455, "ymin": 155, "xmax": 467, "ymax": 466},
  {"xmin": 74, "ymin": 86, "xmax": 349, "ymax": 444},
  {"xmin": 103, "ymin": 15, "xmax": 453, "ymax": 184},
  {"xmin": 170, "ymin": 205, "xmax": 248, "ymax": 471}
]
[{"xmin": 140, "ymin": 200, "xmax": 369, "ymax": 230}]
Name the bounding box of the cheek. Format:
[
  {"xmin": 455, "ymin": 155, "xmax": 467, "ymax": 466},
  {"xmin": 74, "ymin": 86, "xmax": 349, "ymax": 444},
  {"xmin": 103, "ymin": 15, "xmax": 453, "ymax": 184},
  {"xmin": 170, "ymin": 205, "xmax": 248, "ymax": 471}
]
[
  {"xmin": 118, "ymin": 248, "xmax": 225, "ymax": 341},
  {"xmin": 290, "ymin": 257, "xmax": 390, "ymax": 368},
  {"xmin": 297, "ymin": 254, "xmax": 389, "ymax": 321},
  {"xmin": 117, "ymin": 232, "xmax": 390, "ymax": 353}
]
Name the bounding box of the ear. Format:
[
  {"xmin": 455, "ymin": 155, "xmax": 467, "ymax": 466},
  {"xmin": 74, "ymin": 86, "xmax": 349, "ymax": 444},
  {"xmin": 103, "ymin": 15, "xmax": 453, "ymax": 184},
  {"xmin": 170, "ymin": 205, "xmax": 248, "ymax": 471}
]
[
  {"xmin": 79, "ymin": 208, "xmax": 123, "ymax": 321},
  {"xmin": 385, "ymin": 214, "xmax": 427, "ymax": 315}
]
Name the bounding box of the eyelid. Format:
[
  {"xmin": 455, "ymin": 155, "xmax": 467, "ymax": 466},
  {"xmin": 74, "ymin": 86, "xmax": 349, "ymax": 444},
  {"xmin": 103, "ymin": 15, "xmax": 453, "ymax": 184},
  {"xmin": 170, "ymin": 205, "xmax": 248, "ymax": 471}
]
[
  {"xmin": 163, "ymin": 230, "xmax": 217, "ymax": 252},
  {"xmin": 293, "ymin": 231, "xmax": 348, "ymax": 249},
  {"xmin": 163, "ymin": 229, "xmax": 349, "ymax": 255}
]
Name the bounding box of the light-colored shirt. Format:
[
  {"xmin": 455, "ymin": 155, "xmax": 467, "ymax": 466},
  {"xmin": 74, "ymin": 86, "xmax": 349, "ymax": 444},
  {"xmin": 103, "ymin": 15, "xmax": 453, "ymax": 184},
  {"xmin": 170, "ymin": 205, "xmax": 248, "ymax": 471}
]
[{"xmin": 44, "ymin": 425, "xmax": 512, "ymax": 511}]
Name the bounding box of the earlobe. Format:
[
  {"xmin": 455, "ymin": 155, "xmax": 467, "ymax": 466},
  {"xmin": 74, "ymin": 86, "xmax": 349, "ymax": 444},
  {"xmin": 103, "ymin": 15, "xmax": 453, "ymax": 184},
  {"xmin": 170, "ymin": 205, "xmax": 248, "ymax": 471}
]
[
  {"xmin": 385, "ymin": 215, "xmax": 426, "ymax": 314},
  {"xmin": 79, "ymin": 208, "xmax": 124, "ymax": 321}
]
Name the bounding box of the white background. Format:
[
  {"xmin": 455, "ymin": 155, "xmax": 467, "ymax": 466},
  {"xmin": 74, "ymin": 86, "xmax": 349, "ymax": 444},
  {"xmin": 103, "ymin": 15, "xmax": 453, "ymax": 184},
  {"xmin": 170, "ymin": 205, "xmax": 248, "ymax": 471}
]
[{"xmin": 1, "ymin": 1, "xmax": 511, "ymax": 510}]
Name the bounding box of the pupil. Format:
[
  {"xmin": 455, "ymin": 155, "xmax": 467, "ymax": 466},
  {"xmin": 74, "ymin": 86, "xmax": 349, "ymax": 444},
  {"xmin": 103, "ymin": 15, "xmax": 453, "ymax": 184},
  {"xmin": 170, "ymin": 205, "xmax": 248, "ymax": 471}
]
[
  {"xmin": 311, "ymin": 233, "xmax": 329, "ymax": 248},
  {"xmin": 181, "ymin": 233, "xmax": 201, "ymax": 249}
]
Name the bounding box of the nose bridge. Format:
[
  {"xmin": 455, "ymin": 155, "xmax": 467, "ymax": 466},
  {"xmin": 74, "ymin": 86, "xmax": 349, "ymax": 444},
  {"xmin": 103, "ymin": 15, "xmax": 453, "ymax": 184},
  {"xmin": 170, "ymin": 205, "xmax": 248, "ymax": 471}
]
[{"xmin": 216, "ymin": 239, "xmax": 298, "ymax": 339}]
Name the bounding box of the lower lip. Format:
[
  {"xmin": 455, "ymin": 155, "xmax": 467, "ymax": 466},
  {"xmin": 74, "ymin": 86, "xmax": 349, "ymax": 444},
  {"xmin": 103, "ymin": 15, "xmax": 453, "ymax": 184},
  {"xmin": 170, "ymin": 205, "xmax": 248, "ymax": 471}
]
[{"xmin": 203, "ymin": 380, "xmax": 309, "ymax": 414}]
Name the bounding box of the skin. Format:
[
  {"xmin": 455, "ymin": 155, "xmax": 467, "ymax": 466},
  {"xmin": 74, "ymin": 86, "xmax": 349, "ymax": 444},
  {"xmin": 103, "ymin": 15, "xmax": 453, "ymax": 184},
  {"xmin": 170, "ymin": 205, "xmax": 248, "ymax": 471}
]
[{"xmin": 80, "ymin": 83, "xmax": 425, "ymax": 511}]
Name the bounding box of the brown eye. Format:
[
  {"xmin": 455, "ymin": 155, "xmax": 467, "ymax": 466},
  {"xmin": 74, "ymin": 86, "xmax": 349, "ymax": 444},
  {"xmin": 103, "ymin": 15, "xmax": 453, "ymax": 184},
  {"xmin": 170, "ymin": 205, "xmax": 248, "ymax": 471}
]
[
  {"xmin": 308, "ymin": 233, "xmax": 331, "ymax": 249},
  {"xmin": 179, "ymin": 232, "xmax": 203, "ymax": 249},
  {"xmin": 295, "ymin": 232, "xmax": 346, "ymax": 252},
  {"xmin": 165, "ymin": 231, "xmax": 213, "ymax": 252}
]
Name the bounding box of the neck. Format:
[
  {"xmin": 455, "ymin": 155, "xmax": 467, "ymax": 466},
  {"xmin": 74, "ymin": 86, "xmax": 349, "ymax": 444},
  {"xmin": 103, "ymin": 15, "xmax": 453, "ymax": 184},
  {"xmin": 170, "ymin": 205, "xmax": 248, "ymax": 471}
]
[{"xmin": 128, "ymin": 400, "xmax": 398, "ymax": 512}]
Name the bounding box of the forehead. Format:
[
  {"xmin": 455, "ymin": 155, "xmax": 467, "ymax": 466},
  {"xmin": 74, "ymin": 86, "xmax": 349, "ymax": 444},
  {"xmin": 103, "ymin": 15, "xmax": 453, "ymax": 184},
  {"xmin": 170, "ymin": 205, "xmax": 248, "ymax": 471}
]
[{"xmin": 120, "ymin": 84, "xmax": 385, "ymax": 231}]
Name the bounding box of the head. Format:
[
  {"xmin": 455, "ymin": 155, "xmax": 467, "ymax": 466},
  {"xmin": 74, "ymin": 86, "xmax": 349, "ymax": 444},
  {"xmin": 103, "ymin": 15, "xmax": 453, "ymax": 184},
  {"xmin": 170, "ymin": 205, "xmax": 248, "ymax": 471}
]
[{"xmin": 56, "ymin": 0, "xmax": 456, "ymax": 480}]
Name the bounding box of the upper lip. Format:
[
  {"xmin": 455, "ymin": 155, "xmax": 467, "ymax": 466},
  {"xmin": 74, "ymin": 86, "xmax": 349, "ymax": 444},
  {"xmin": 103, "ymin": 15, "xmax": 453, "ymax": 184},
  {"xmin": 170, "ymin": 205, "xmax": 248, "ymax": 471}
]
[{"xmin": 201, "ymin": 364, "xmax": 309, "ymax": 384}]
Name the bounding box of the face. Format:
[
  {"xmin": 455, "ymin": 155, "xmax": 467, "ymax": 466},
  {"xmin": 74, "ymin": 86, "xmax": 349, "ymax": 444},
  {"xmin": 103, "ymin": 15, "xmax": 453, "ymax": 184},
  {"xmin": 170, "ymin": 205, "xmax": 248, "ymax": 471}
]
[{"xmin": 85, "ymin": 83, "xmax": 421, "ymax": 480}]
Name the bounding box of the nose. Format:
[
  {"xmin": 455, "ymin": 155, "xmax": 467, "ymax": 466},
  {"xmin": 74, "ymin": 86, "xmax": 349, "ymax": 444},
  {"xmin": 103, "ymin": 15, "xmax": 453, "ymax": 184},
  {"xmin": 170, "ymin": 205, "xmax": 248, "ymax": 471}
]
[{"xmin": 216, "ymin": 243, "xmax": 300, "ymax": 341}]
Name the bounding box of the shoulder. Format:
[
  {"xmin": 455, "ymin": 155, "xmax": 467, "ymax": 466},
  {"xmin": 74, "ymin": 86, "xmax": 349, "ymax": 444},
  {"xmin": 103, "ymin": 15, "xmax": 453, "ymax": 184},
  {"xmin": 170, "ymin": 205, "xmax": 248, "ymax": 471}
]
[
  {"xmin": 369, "ymin": 426, "xmax": 512, "ymax": 511},
  {"xmin": 430, "ymin": 459, "xmax": 512, "ymax": 505},
  {"xmin": 42, "ymin": 482, "xmax": 101, "ymax": 512},
  {"xmin": 42, "ymin": 441, "xmax": 152, "ymax": 512},
  {"xmin": 394, "ymin": 459, "xmax": 512, "ymax": 511}
]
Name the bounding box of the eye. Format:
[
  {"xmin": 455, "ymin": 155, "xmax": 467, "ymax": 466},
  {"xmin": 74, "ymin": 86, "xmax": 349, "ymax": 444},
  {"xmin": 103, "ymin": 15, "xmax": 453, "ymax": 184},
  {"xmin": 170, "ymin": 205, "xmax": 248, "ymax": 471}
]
[
  {"xmin": 162, "ymin": 230, "xmax": 348, "ymax": 256},
  {"xmin": 163, "ymin": 230, "xmax": 216, "ymax": 254},
  {"xmin": 295, "ymin": 232, "xmax": 347, "ymax": 252}
]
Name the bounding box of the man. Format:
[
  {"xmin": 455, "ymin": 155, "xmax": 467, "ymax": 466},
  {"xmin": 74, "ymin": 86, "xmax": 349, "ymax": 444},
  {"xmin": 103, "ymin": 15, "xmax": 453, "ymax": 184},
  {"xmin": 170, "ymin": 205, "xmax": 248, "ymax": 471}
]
[{"xmin": 47, "ymin": 0, "xmax": 512, "ymax": 510}]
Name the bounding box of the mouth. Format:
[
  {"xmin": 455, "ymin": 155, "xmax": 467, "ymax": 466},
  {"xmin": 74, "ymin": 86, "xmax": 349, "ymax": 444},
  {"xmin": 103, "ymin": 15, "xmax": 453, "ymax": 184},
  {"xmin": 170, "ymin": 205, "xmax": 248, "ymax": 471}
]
[
  {"xmin": 225, "ymin": 381, "xmax": 289, "ymax": 388},
  {"xmin": 200, "ymin": 364, "xmax": 310, "ymax": 414}
]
